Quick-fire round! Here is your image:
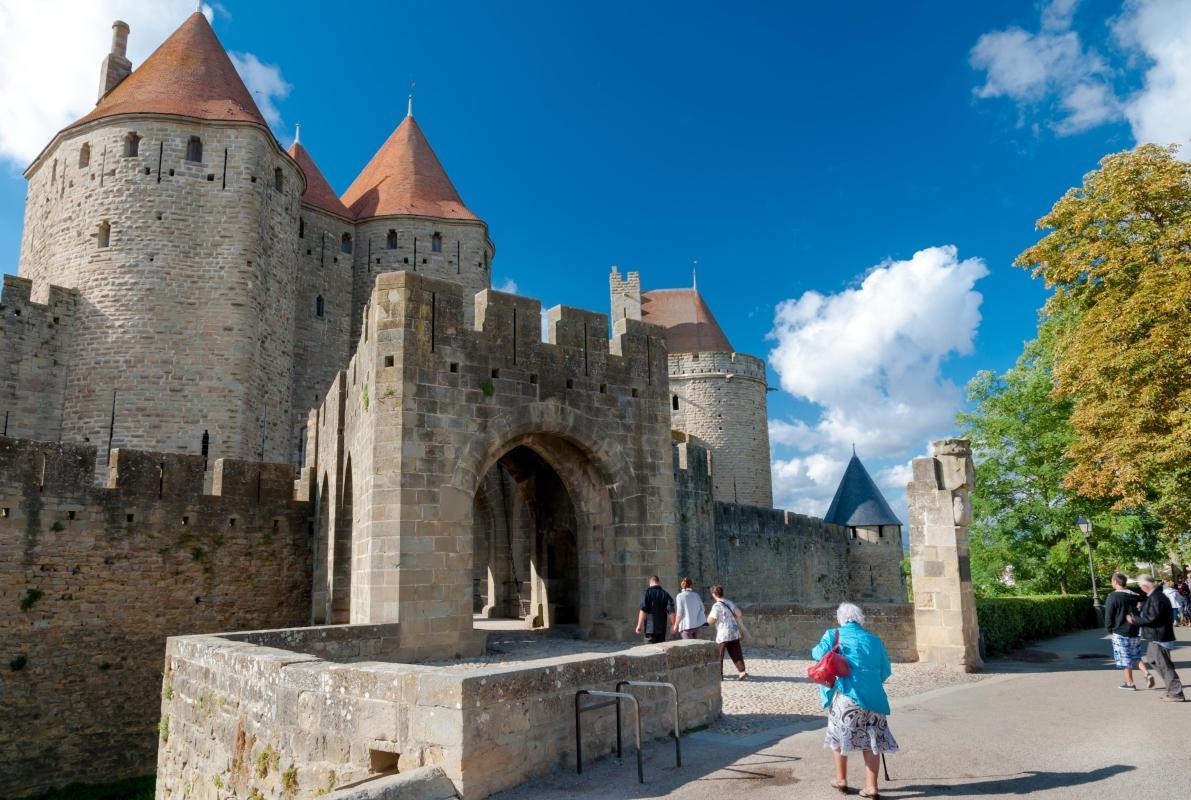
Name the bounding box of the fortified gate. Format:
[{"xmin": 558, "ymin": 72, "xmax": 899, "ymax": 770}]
[{"xmin": 303, "ymin": 270, "xmax": 677, "ymax": 658}]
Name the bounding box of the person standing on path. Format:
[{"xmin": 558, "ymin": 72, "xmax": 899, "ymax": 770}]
[
  {"xmin": 635, "ymin": 575, "xmax": 675, "ymax": 644},
  {"xmin": 1162, "ymin": 580, "xmax": 1187, "ymax": 627},
  {"xmin": 813, "ymin": 602, "xmax": 899, "ymax": 799},
  {"xmin": 1104, "ymin": 572, "xmax": 1153, "ymax": 690},
  {"xmin": 707, "ymin": 585, "xmax": 748, "ymax": 680},
  {"xmin": 1128, "ymin": 574, "xmax": 1185, "ymax": 702},
  {"xmin": 672, "ymin": 577, "xmax": 707, "ymax": 640}
]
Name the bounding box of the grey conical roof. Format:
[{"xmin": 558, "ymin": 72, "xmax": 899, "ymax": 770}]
[{"xmin": 823, "ymin": 454, "xmax": 901, "ymax": 527}]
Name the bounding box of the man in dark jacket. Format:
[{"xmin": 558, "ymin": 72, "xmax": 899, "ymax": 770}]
[
  {"xmin": 1104, "ymin": 572, "xmax": 1152, "ymax": 690},
  {"xmin": 1128, "ymin": 574, "xmax": 1185, "ymax": 702},
  {"xmin": 635, "ymin": 575, "xmax": 675, "ymax": 644}
]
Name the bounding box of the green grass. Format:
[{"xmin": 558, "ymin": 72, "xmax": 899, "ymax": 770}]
[{"xmin": 21, "ymin": 775, "xmax": 155, "ymax": 800}]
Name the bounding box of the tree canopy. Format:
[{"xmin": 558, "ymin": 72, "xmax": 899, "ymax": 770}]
[{"xmin": 1015, "ymin": 144, "xmax": 1191, "ymax": 539}]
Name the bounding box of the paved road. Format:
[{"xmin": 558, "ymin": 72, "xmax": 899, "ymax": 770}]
[{"xmin": 494, "ymin": 626, "xmax": 1190, "ymax": 799}]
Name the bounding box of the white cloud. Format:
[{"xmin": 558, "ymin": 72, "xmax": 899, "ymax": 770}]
[
  {"xmin": 876, "ymin": 461, "xmax": 915, "ymax": 492},
  {"xmin": 0, "ymin": 2, "xmax": 289, "ymax": 167},
  {"xmin": 767, "ymin": 245, "xmax": 987, "ymax": 461},
  {"xmin": 228, "ymin": 52, "xmax": 290, "ymax": 129},
  {"xmin": 970, "ymin": 1, "xmax": 1115, "ymax": 135},
  {"xmin": 1114, "ymin": 0, "xmax": 1191, "ymax": 149},
  {"xmin": 771, "ymin": 453, "xmax": 847, "ymax": 516},
  {"xmin": 971, "ymin": 0, "xmax": 1191, "ymax": 150},
  {"xmin": 495, "ymin": 278, "xmax": 519, "ymax": 294}
]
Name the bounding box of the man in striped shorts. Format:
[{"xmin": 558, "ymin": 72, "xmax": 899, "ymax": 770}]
[{"xmin": 1104, "ymin": 572, "xmax": 1152, "ymax": 690}]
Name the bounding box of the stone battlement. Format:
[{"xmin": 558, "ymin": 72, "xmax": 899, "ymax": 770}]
[
  {"xmin": 0, "ymin": 437, "xmax": 300, "ymax": 507},
  {"xmin": 668, "ymin": 349, "xmax": 766, "ymax": 381},
  {"xmin": 1, "ymin": 277, "xmax": 77, "ymax": 444}
]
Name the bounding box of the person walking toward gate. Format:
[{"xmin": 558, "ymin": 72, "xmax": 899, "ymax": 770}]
[
  {"xmin": 1128, "ymin": 574, "xmax": 1185, "ymax": 702},
  {"xmin": 673, "ymin": 577, "xmax": 706, "ymax": 639},
  {"xmin": 1104, "ymin": 572, "xmax": 1153, "ymax": 690},
  {"xmin": 813, "ymin": 602, "xmax": 898, "ymax": 799},
  {"xmin": 707, "ymin": 585, "xmax": 748, "ymax": 680},
  {"xmin": 635, "ymin": 575, "xmax": 675, "ymax": 644}
]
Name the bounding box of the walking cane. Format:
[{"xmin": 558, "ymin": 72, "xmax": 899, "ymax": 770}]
[{"xmin": 882, "ymin": 754, "xmax": 891, "ymax": 782}]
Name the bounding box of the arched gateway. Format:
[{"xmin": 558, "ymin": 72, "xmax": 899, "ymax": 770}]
[{"xmin": 307, "ymin": 271, "xmax": 679, "ymax": 660}]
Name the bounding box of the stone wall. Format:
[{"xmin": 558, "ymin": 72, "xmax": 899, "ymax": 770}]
[
  {"xmin": 740, "ymin": 602, "xmax": 918, "ymax": 662},
  {"xmin": 18, "ymin": 117, "xmax": 303, "ymax": 467},
  {"xmin": 673, "ymin": 442, "xmax": 908, "ymax": 607},
  {"xmin": 668, "ymin": 351, "xmax": 772, "ymax": 507},
  {"xmin": 157, "ymin": 629, "xmax": 719, "ymax": 800},
  {"xmin": 0, "ymin": 276, "xmax": 76, "ymax": 443},
  {"xmin": 0, "ymin": 437, "xmax": 312, "ymax": 797}
]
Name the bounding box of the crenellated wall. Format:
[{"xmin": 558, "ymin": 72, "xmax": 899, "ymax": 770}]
[
  {"xmin": 672, "ymin": 440, "xmax": 907, "ymax": 607},
  {"xmin": 18, "ymin": 118, "xmax": 304, "ymax": 467},
  {"xmin": 0, "ymin": 276, "xmax": 76, "ymax": 443},
  {"xmin": 0, "ymin": 437, "xmax": 311, "ymax": 797}
]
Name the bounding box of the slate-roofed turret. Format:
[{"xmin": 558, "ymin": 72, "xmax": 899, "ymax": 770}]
[{"xmin": 824, "ymin": 453, "xmax": 901, "ymax": 527}]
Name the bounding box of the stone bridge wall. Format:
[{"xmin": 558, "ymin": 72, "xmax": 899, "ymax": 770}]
[{"xmin": 0, "ymin": 437, "xmax": 311, "ymax": 797}]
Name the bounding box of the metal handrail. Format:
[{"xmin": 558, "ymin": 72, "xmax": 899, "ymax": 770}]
[
  {"xmin": 575, "ymin": 689, "xmax": 643, "ymax": 783},
  {"xmin": 616, "ymin": 680, "xmax": 681, "ymax": 769}
]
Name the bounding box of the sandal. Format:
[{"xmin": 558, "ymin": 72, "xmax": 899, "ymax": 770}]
[
  {"xmin": 859, "ymin": 788, "xmax": 880, "ymax": 799},
  {"xmin": 830, "ymin": 779, "xmax": 848, "ymax": 794}
]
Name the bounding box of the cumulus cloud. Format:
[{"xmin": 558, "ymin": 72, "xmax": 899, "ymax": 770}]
[
  {"xmin": 495, "ymin": 278, "xmax": 519, "ymax": 294},
  {"xmin": 768, "ymin": 245, "xmax": 987, "ymax": 457},
  {"xmin": 1114, "ymin": 0, "xmax": 1191, "ymax": 149},
  {"xmin": 971, "ymin": 0, "xmax": 1191, "ymax": 150},
  {"xmin": 771, "ymin": 453, "xmax": 847, "ymax": 516},
  {"xmin": 0, "ymin": 2, "xmax": 289, "ymax": 167}
]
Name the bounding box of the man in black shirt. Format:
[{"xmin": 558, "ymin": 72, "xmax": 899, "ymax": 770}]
[
  {"xmin": 1128, "ymin": 574, "xmax": 1185, "ymax": 702},
  {"xmin": 1103, "ymin": 572, "xmax": 1151, "ymax": 690},
  {"xmin": 635, "ymin": 575, "xmax": 675, "ymax": 644}
]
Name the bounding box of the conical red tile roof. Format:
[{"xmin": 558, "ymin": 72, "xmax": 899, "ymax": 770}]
[
  {"xmin": 641, "ymin": 289, "xmax": 734, "ymax": 354},
  {"xmin": 68, "ymin": 12, "xmax": 267, "ymax": 131},
  {"xmin": 341, "ymin": 115, "xmax": 478, "ymax": 221},
  {"xmin": 288, "ymin": 140, "xmax": 350, "ymax": 218}
]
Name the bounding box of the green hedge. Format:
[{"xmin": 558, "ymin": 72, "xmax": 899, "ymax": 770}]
[{"xmin": 976, "ymin": 595, "xmax": 1098, "ymax": 656}]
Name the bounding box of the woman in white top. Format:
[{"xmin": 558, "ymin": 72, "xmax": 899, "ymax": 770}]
[
  {"xmin": 707, "ymin": 584, "xmax": 748, "ymax": 680},
  {"xmin": 673, "ymin": 577, "xmax": 707, "ymax": 639}
]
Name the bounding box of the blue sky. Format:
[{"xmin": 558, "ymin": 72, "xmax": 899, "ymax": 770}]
[{"xmin": 1, "ymin": 0, "xmax": 1186, "ymax": 519}]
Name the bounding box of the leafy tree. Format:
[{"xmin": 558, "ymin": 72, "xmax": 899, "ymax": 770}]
[
  {"xmin": 1015, "ymin": 144, "xmax": 1191, "ymax": 540},
  {"xmin": 959, "ymin": 320, "xmax": 1164, "ymax": 596}
]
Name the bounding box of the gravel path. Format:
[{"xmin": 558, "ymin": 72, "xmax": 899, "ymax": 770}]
[{"xmin": 712, "ymin": 646, "xmax": 988, "ymax": 735}]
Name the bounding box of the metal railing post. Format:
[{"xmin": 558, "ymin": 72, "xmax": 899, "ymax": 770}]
[
  {"xmin": 616, "ymin": 680, "xmax": 682, "ymax": 769},
  {"xmin": 574, "ymin": 689, "xmax": 643, "ymax": 783}
]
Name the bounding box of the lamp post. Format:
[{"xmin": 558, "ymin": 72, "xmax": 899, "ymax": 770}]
[{"xmin": 1076, "ymin": 516, "xmax": 1103, "ymax": 623}]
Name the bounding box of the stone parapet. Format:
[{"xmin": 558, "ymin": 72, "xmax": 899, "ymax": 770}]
[
  {"xmin": 739, "ymin": 602, "xmax": 918, "ymax": 662},
  {"xmin": 0, "ymin": 275, "xmax": 76, "ymax": 443},
  {"xmin": 156, "ymin": 629, "xmax": 720, "ymax": 799}
]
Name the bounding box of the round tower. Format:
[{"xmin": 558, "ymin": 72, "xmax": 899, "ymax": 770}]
[
  {"xmin": 340, "ymin": 100, "xmax": 494, "ymax": 338},
  {"xmin": 17, "ymin": 13, "xmax": 305, "ymax": 465},
  {"xmin": 611, "ymin": 273, "xmax": 773, "ymax": 507}
]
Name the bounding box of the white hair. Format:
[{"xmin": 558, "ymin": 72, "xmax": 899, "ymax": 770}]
[{"xmin": 836, "ymin": 602, "xmax": 865, "ymax": 626}]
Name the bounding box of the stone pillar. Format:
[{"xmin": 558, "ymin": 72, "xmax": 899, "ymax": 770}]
[{"xmin": 907, "ymin": 438, "xmax": 983, "ymax": 671}]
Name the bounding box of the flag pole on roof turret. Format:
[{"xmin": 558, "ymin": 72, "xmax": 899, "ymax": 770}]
[
  {"xmin": 407, "ymin": 80, "xmax": 415, "ymax": 118},
  {"xmin": 293, "ymin": 122, "xmax": 300, "ymax": 145}
]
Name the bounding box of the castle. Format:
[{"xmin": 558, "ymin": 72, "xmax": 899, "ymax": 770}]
[{"xmin": 1, "ymin": 13, "xmax": 914, "ymax": 798}]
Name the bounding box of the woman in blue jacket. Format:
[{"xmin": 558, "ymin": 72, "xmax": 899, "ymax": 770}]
[{"xmin": 811, "ymin": 602, "xmax": 899, "ymax": 798}]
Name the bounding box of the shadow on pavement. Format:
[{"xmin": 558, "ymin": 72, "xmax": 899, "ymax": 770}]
[{"xmin": 887, "ymin": 764, "xmax": 1135, "ymax": 797}]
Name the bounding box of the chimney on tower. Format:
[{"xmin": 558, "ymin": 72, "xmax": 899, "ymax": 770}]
[{"xmin": 97, "ymin": 20, "xmax": 132, "ymax": 102}]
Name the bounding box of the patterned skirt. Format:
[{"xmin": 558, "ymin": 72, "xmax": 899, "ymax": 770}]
[{"xmin": 824, "ymin": 693, "xmax": 900, "ymax": 755}]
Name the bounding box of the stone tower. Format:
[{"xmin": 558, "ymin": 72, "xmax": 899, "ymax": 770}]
[
  {"xmin": 16, "ymin": 13, "xmax": 304, "ymax": 465},
  {"xmin": 341, "ymin": 102, "xmax": 495, "ymax": 338},
  {"xmin": 611, "ymin": 268, "xmax": 773, "ymax": 507},
  {"xmin": 824, "ymin": 451, "xmax": 907, "ymax": 602}
]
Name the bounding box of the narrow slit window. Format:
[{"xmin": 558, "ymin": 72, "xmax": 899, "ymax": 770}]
[
  {"xmin": 315, "ymin": 295, "xmax": 325, "ymax": 318},
  {"xmin": 274, "ymin": 167, "xmax": 283, "ymax": 192},
  {"xmin": 186, "ymin": 136, "xmax": 203, "ymax": 162},
  {"xmin": 79, "ymin": 143, "xmax": 91, "ymax": 168},
  {"xmin": 386, "ymin": 229, "xmax": 398, "ymax": 249},
  {"xmin": 123, "ymin": 133, "xmax": 140, "ymax": 157},
  {"xmin": 299, "ymin": 217, "xmax": 305, "ymax": 238},
  {"xmin": 431, "ymin": 232, "xmax": 443, "ymax": 253},
  {"xmin": 97, "ymin": 221, "xmax": 111, "ymax": 249},
  {"xmin": 672, "ymin": 395, "xmax": 680, "ymax": 411},
  {"xmin": 341, "ymin": 233, "xmax": 353, "ymax": 254}
]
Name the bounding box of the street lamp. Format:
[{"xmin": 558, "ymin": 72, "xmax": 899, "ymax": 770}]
[{"xmin": 1075, "ymin": 516, "xmax": 1101, "ymax": 609}]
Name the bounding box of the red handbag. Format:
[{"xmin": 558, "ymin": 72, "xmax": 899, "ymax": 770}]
[{"xmin": 807, "ymin": 628, "xmax": 851, "ymax": 687}]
